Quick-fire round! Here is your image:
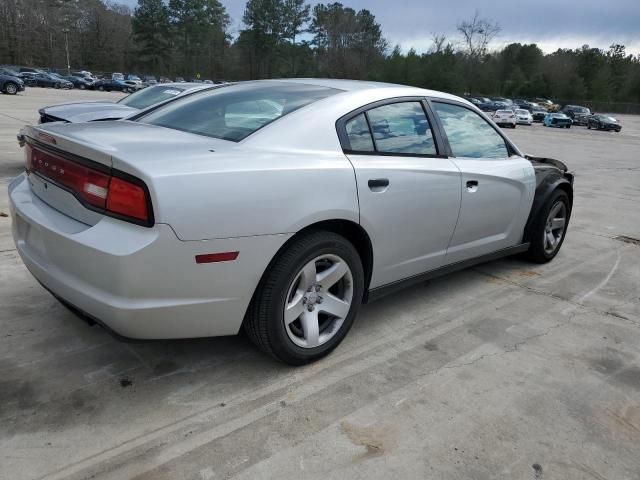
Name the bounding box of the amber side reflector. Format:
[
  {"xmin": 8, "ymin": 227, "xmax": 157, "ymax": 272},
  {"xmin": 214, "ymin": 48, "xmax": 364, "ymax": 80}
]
[{"xmin": 195, "ymin": 251, "xmax": 239, "ymax": 264}]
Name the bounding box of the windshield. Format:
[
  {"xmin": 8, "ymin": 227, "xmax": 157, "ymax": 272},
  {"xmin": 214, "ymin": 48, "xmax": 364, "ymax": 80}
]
[
  {"xmin": 136, "ymin": 81, "xmax": 341, "ymax": 142},
  {"xmin": 119, "ymin": 85, "xmax": 189, "ymax": 109},
  {"xmin": 516, "ymin": 109, "xmax": 528, "ymax": 115}
]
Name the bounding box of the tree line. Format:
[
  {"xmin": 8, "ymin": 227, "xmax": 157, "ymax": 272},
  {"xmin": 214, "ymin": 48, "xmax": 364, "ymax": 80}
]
[{"xmin": 1, "ymin": 0, "xmax": 639, "ymax": 105}]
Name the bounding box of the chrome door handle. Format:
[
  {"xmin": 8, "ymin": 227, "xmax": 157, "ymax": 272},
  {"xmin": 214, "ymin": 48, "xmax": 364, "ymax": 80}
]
[{"xmin": 466, "ymin": 180, "xmax": 479, "ymax": 192}]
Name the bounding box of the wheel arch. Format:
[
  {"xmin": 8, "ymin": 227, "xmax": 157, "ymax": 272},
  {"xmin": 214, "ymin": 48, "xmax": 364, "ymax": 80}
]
[
  {"xmin": 523, "ymin": 176, "xmax": 573, "ymax": 244},
  {"xmin": 251, "ymin": 219, "xmax": 375, "ymax": 309}
]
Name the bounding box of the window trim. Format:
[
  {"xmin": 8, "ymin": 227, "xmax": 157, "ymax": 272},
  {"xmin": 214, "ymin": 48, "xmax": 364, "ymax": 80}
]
[
  {"xmin": 336, "ymin": 96, "xmax": 448, "ymax": 158},
  {"xmin": 427, "ymin": 98, "xmax": 520, "ymax": 158}
]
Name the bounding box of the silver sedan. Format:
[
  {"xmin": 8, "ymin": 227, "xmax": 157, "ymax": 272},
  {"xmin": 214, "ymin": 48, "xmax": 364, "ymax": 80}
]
[{"xmin": 9, "ymin": 79, "xmax": 573, "ymax": 364}]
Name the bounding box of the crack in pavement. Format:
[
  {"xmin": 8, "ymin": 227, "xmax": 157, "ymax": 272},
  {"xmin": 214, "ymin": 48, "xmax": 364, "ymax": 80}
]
[{"xmin": 472, "ymin": 269, "xmax": 640, "ymax": 330}]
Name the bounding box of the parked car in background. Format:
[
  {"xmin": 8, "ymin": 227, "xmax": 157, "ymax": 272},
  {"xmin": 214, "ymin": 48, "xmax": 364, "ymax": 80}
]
[
  {"xmin": 21, "ymin": 72, "xmax": 72, "ymax": 89},
  {"xmin": 36, "ymin": 82, "xmax": 214, "ymax": 123},
  {"xmin": 63, "ymin": 75, "xmax": 92, "ymax": 89},
  {"xmin": 560, "ymin": 105, "xmax": 591, "ymax": 125},
  {"xmin": 587, "ymin": 114, "xmax": 622, "ymax": 132},
  {"xmin": 493, "ymin": 109, "xmax": 517, "ymax": 128},
  {"xmin": 515, "ymin": 109, "xmax": 533, "ymax": 125},
  {"xmin": 480, "ymin": 101, "xmax": 511, "ymax": 112},
  {"xmin": 123, "ymin": 79, "xmax": 145, "ymax": 91},
  {"xmin": 531, "ymin": 105, "xmax": 547, "ymax": 122},
  {"xmin": 143, "ymin": 76, "xmax": 158, "ymax": 86},
  {"xmin": 0, "ymin": 68, "xmax": 25, "ymax": 94},
  {"xmin": 93, "ymin": 78, "xmax": 134, "ymax": 93},
  {"xmin": 543, "ymin": 113, "xmax": 572, "ymax": 128},
  {"xmin": 111, "ymin": 72, "xmax": 125, "ymax": 81},
  {"xmin": 10, "ymin": 79, "xmax": 574, "ymax": 365},
  {"xmin": 72, "ymin": 71, "xmax": 96, "ymax": 83},
  {"xmin": 534, "ymin": 98, "xmax": 560, "ymax": 112}
]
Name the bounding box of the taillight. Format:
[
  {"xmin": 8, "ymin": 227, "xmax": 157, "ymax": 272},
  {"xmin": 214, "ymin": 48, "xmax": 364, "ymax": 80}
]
[
  {"xmin": 25, "ymin": 141, "xmax": 153, "ymax": 226},
  {"xmin": 107, "ymin": 177, "xmax": 148, "ymax": 221}
]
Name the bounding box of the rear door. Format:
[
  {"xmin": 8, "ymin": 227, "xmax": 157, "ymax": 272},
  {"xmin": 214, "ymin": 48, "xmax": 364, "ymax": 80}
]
[
  {"xmin": 430, "ymin": 100, "xmax": 536, "ymax": 264},
  {"xmin": 338, "ymin": 98, "xmax": 461, "ymax": 288}
]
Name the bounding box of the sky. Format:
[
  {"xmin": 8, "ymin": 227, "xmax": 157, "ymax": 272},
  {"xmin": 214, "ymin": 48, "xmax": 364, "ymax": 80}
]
[{"xmin": 121, "ymin": 0, "xmax": 640, "ymax": 54}]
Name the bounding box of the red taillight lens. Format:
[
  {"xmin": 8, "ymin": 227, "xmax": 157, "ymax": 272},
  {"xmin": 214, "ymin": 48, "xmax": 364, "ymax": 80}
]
[
  {"xmin": 25, "ymin": 142, "xmax": 152, "ymax": 225},
  {"xmin": 107, "ymin": 177, "xmax": 149, "ymax": 221},
  {"xmin": 26, "ymin": 143, "xmax": 110, "ymax": 208}
]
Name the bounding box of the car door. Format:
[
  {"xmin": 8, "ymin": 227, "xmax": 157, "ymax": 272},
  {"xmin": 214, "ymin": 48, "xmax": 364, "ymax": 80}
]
[
  {"xmin": 430, "ymin": 100, "xmax": 536, "ymax": 264},
  {"xmin": 338, "ymin": 99, "xmax": 462, "ymax": 288}
]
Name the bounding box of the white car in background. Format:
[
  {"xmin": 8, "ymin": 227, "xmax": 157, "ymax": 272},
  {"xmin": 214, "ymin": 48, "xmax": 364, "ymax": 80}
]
[
  {"xmin": 492, "ymin": 109, "xmax": 517, "ymax": 128},
  {"xmin": 36, "ymin": 83, "xmax": 216, "ymax": 123},
  {"xmin": 9, "ymin": 79, "xmax": 574, "ymax": 364},
  {"xmin": 515, "ymin": 109, "xmax": 533, "ymax": 125}
]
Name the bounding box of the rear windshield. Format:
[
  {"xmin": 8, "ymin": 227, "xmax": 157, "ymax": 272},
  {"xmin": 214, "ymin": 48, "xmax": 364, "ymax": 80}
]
[
  {"xmin": 516, "ymin": 109, "xmax": 528, "ymax": 115},
  {"xmin": 119, "ymin": 85, "xmax": 190, "ymax": 109},
  {"xmin": 135, "ymin": 82, "xmax": 341, "ymax": 142},
  {"xmin": 496, "ymin": 110, "xmax": 512, "ymax": 114}
]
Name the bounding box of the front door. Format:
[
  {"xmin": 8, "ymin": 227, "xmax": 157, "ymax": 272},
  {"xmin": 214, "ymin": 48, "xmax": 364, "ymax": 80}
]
[{"xmin": 431, "ymin": 101, "xmax": 536, "ymax": 264}]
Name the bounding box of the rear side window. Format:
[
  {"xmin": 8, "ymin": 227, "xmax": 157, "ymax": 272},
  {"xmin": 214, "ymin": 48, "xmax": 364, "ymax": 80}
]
[
  {"xmin": 367, "ymin": 102, "xmax": 436, "ymax": 155},
  {"xmin": 137, "ymin": 82, "xmax": 341, "ymax": 142},
  {"xmin": 343, "ymin": 101, "xmax": 437, "ymax": 156},
  {"xmin": 345, "ymin": 113, "xmax": 374, "ymax": 152},
  {"xmin": 433, "ymin": 102, "xmax": 508, "ymax": 159}
]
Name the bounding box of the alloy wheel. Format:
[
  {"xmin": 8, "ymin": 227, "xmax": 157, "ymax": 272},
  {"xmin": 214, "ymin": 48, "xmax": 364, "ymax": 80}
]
[
  {"xmin": 284, "ymin": 254, "xmax": 353, "ymax": 348},
  {"xmin": 5, "ymin": 83, "xmax": 17, "ymax": 94},
  {"xmin": 543, "ymin": 201, "xmax": 567, "ymax": 254}
]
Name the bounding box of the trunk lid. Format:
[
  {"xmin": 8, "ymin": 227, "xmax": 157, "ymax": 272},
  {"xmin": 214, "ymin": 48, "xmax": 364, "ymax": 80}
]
[{"xmin": 23, "ymin": 121, "xmax": 235, "ymax": 226}]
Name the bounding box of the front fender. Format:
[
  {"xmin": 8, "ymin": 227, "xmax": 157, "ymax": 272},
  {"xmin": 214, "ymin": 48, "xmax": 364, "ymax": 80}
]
[{"xmin": 523, "ymin": 168, "xmax": 573, "ymax": 243}]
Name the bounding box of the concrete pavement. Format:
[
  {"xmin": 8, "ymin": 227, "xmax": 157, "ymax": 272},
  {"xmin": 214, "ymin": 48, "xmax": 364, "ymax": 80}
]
[{"xmin": 0, "ymin": 89, "xmax": 638, "ymax": 480}]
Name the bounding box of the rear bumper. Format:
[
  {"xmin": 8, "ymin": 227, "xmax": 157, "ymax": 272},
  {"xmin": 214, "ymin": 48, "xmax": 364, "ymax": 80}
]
[{"xmin": 9, "ymin": 174, "xmax": 290, "ymax": 339}]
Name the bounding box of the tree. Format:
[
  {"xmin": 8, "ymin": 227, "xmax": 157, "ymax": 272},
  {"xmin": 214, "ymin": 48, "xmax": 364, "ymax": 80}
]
[
  {"xmin": 168, "ymin": 0, "xmax": 229, "ymax": 78},
  {"xmin": 457, "ymin": 11, "xmax": 501, "ymax": 59},
  {"xmin": 310, "ymin": 2, "xmax": 387, "ymax": 78},
  {"xmin": 132, "ymin": 0, "xmax": 172, "ymax": 73},
  {"xmin": 282, "ymin": 0, "xmax": 310, "ymax": 74}
]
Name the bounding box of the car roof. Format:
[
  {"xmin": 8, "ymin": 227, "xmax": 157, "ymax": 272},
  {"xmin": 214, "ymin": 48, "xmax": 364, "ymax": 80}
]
[{"xmin": 258, "ymin": 78, "xmax": 466, "ymax": 104}]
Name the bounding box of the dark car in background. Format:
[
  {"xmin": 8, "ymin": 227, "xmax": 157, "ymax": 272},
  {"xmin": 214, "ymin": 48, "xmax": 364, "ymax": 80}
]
[
  {"xmin": 561, "ymin": 105, "xmax": 591, "ymax": 125},
  {"xmin": 20, "ymin": 72, "xmax": 71, "ymax": 89},
  {"xmin": 93, "ymin": 78, "xmax": 134, "ymax": 93},
  {"xmin": 63, "ymin": 75, "xmax": 92, "ymax": 89},
  {"xmin": 480, "ymin": 100, "xmax": 511, "ymax": 112},
  {"xmin": 0, "ymin": 67, "xmax": 25, "ymax": 94},
  {"xmin": 587, "ymin": 114, "xmax": 622, "ymax": 132},
  {"xmin": 531, "ymin": 105, "xmax": 548, "ymax": 122}
]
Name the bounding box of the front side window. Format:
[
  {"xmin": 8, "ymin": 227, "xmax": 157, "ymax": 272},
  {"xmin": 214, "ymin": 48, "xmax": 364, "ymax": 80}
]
[
  {"xmin": 137, "ymin": 82, "xmax": 341, "ymax": 142},
  {"xmin": 433, "ymin": 102, "xmax": 509, "ymax": 159}
]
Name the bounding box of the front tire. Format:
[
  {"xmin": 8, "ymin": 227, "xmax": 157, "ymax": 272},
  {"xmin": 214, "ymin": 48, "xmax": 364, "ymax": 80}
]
[
  {"xmin": 4, "ymin": 82, "xmax": 18, "ymax": 94},
  {"xmin": 244, "ymin": 231, "xmax": 364, "ymax": 365},
  {"xmin": 525, "ymin": 190, "xmax": 571, "ymax": 263}
]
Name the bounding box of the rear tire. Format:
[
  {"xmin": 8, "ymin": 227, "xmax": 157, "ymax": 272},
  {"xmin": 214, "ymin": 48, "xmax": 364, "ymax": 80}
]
[
  {"xmin": 524, "ymin": 190, "xmax": 571, "ymax": 263},
  {"xmin": 244, "ymin": 231, "xmax": 364, "ymax": 365}
]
